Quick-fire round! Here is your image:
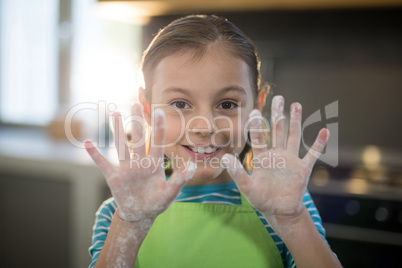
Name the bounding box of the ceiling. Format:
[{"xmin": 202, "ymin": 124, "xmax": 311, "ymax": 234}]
[{"xmin": 96, "ymin": 0, "xmax": 402, "ymax": 23}]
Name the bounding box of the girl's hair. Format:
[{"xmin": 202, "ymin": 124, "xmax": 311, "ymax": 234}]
[{"xmin": 140, "ymin": 14, "xmax": 268, "ymax": 174}]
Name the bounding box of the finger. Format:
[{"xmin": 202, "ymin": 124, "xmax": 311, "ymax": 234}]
[
  {"xmin": 84, "ymin": 140, "xmax": 115, "ymax": 178},
  {"xmin": 221, "ymin": 154, "xmax": 251, "ymax": 191},
  {"xmin": 112, "ymin": 112, "xmax": 131, "ymax": 165},
  {"xmin": 271, "ymin": 95, "xmax": 285, "ymax": 149},
  {"xmin": 248, "ymin": 109, "xmax": 268, "ymax": 155},
  {"xmin": 130, "ymin": 103, "xmax": 146, "ymax": 157},
  {"xmin": 287, "ymin": 102, "xmax": 302, "ymax": 155},
  {"xmin": 303, "ymin": 128, "xmax": 330, "ymax": 168},
  {"xmin": 164, "ymin": 161, "xmax": 197, "ymax": 201},
  {"xmin": 149, "ymin": 109, "xmax": 165, "ymax": 162}
]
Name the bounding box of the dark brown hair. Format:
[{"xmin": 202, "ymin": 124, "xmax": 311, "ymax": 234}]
[{"xmin": 140, "ymin": 15, "xmax": 267, "ymax": 173}]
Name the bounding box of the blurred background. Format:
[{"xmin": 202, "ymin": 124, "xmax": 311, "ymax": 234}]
[{"xmin": 0, "ymin": 0, "xmax": 401, "ymax": 267}]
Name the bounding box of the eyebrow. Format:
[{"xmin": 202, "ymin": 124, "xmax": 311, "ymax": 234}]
[
  {"xmin": 161, "ymin": 86, "xmax": 247, "ymax": 97},
  {"xmin": 161, "ymin": 87, "xmax": 191, "ymax": 97}
]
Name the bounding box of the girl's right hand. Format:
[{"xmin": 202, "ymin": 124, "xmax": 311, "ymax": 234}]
[{"xmin": 85, "ymin": 103, "xmax": 196, "ymax": 223}]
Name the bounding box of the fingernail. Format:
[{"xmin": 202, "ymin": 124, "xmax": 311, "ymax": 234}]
[
  {"xmin": 184, "ymin": 161, "xmax": 196, "ymax": 181},
  {"xmin": 155, "ymin": 108, "xmax": 165, "ymax": 118},
  {"xmin": 249, "ymin": 110, "xmax": 262, "ymax": 128},
  {"xmin": 249, "ymin": 109, "xmax": 261, "ymax": 118},
  {"xmin": 291, "ymin": 103, "xmax": 301, "ymax": 114},
  {"xmin": 221, "ymin": 155, "xmax": 231, "ymax": 169},
  {"xmin": 325, "ymin": 129, "xmax": 330, "ymax": 142},
  {"xmin": 154, "ymin": 109, "xmax": 165, "ymax": 128},
  {"xmin": 273, "ymin": 95, "xmax": 284, "ymax": 111},
  {"xmin": 84, "ymin": 140, "xmax": 94, "ymax": 149}
]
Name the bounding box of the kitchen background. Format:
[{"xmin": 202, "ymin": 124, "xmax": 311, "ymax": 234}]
[{"xmin": 0, "ymin": 0, "xmax": 401, "ymax": 267}]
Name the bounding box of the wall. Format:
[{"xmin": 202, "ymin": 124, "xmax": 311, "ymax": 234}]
[{"xmin": 141, "ymin": 8, "xmax": 402, "ymax": 162}]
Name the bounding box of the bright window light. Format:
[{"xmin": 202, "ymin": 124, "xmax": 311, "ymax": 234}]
[
  {"xmin": 0, "ymin": 0, "xmax": 59, "ymax": 125},
  {"xmin": 71, "ymin": 0, "xmax": 141, "ymax": 109}
]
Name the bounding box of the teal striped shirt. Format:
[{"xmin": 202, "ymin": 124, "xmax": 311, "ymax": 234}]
[{"xmin": 89, "ymin": 183, "xmax": 327, "ymax": 268}]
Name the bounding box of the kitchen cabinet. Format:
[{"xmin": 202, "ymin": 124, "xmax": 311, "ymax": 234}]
[{"xmin": 0, "ymin": 127, "xmax": 109, "ymax": 268}]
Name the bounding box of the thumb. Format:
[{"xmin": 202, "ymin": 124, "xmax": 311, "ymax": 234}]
[
  {"xmin": 221, "ymin": 154, "xmax": 250, "ymax": 190},
  {"xmin": 164, "ymin": 161, "xmax": 197, "ymax": 201}
]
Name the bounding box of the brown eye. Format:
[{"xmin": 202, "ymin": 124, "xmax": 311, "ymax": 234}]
[
  {"xmin": 219, "ymin": 101, "xmax": 238, "ymax": 110},
  {"xmin": 170, "ymin": 101, "xmax": 189, "ymax": 109}
]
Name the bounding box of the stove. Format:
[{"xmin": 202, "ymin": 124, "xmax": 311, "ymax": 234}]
[{"xmin": 307, "ymin": 146, "xmax": 402, "ymax": 267}]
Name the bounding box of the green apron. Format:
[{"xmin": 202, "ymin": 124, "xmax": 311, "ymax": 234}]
[{"xmin": 135, "ymin": 194, "xmax": 283, "ymax": 267}]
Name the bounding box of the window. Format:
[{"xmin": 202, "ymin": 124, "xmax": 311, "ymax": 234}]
[
  {"xmin": 0, "ymin": 0, "xmax": 142, "ymax": 126},
  {"xmin": 0, "ymin": 0, "xmax": 59, "ymax": 125},
  {"xmin": 71, "ymin": 2, "xmax": 141, "ymax": 106}
]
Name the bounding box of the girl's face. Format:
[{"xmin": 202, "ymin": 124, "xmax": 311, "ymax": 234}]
[{"xmin": 148, "ymin": 47, "xmax": 260, "ymax": 185}]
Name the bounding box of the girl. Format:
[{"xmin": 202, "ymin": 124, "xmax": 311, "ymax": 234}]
[{"xmin": 85, "ymin": 15, "xmax": 342, "ymax": 268}]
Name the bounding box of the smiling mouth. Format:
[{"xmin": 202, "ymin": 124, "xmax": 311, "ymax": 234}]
[{"xmin": 183, "ymin": 145, "xmax": 222, "ymax": 154}]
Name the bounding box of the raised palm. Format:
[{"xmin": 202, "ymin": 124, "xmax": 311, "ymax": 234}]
[
  {"xmin": 223, "ymin": 96, "xmax": 329, "ymax": 218},
  {"xmin": 85, "ymin": 103, "xmax": 195, "ymax": 222}
]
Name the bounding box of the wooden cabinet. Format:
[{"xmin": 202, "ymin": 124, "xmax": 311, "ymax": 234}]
[
  {"xmin": 0, "ymin": 174, "xmax": 70, "ymax": 268},
  {"xmin": 0, "ymin": 128, "xmax": 109, "ymax": 268}
]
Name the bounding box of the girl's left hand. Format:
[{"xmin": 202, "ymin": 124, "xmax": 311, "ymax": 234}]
[{"xmin": 223, "ymin": 95, "xmax": 329, "ymax": 220}]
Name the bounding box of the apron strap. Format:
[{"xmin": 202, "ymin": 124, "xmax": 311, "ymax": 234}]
[{"xmin": 240, "ymin": 193, "xmax": 253, "ymax": 208}]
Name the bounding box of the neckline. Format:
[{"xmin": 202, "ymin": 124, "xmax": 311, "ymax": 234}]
[{"xmin": 180, "ymin": 182, "xmax": 238, "ymax": 193}]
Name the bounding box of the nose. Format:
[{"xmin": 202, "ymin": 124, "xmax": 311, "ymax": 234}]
[{"xmin": 187, "ymin": 109, "xmax": 218, "ymax": 137}]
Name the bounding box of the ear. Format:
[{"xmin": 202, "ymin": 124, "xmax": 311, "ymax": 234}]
[
  {"xmin": 254, "ymin": 88, "xmax": 267, "ymax": 112},
  {"xmin": 139, "ymin": 87, "xmax": 151, "ymax": 125}
]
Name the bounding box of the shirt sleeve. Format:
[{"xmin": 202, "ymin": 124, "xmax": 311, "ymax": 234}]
[
  {"xmin": 284, "ymin": 190, "xmax": 328, "ymax": 268},
  {"xmin": 255, "ymin": 190, "xmax": 329, "ymax": 268},
  {"xmin": 88, "ymin": 198, "xmax": 117, "ymax": 268}
]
